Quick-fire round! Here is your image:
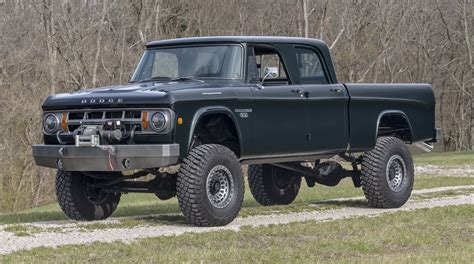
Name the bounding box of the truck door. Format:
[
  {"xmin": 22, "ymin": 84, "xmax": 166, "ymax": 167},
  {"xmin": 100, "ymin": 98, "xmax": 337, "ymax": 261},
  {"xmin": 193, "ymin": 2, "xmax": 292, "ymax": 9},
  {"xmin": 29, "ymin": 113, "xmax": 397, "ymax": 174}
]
[
  {"xmin": 248, "ymin": 45, "xmax": 309, "ymax": 156},
  {"xmin": 294, "ymin": 46, "xmax": 349, "ymax": 153}
]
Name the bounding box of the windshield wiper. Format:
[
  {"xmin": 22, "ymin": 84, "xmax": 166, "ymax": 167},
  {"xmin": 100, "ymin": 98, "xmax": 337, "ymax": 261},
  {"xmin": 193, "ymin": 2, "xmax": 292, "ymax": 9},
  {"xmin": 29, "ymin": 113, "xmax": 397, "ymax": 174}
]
[
  {"xmin": 138, "ymin": 76, "xmax": 173, "ymax": 83},
  {"xmin": 171, "ymin": 76, "xmax": 200, "ymax": 82}
]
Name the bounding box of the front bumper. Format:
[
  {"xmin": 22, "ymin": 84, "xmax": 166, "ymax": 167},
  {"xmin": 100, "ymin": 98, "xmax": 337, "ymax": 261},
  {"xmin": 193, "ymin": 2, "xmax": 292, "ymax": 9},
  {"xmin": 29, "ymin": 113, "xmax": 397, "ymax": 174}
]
[{"xmin": 32, "ymin": 144, "xmax": 180, "ymax": 171}]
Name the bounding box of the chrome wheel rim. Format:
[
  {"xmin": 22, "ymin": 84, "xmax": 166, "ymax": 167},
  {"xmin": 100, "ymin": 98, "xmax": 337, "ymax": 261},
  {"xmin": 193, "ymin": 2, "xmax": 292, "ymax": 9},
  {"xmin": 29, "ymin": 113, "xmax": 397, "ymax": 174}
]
[
  {"xmin": 386, "ymin": 155, "xmax": 407, "ymax": 192},
  {"xmin": 206, "ymin": 165, "xmax": 234, "ymax": 208}
]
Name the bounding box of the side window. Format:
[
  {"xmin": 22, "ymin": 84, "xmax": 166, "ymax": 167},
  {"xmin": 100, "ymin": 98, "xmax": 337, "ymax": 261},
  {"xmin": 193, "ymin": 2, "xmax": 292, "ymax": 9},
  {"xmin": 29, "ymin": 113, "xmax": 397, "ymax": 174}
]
[
  {"xmin": 295, "ymin": 47, "xmax": 328, "ymax": 84},
  {"xmin": 247, "ymin": 46, "xmax": 290, "ymax": 85}
]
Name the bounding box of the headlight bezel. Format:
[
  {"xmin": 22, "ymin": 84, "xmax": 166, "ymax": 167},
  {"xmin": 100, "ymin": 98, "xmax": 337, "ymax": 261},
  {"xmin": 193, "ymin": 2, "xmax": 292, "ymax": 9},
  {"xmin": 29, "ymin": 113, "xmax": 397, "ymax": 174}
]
[
  {"xmin": 149, "ymin": 110, "xmax": 173, "ymax": 133},
  {"xmin": 150, "ymin": 112, "xmax": 167, "ymax": 132},
  {"xmin": 43, "ymin": 113, "xmax": 60, "ymax": 134}
]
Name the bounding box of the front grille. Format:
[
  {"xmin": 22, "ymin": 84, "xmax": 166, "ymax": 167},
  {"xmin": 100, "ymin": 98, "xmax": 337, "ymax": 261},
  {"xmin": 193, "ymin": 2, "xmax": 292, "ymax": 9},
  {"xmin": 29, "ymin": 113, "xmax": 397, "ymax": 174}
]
[
  {"xmin": 67, "ymin": 110, "xmax": 142, "ymax": 122},
  {"xmin": 65, "ymin": 110, "xmax": 143, "ymax": 132}
]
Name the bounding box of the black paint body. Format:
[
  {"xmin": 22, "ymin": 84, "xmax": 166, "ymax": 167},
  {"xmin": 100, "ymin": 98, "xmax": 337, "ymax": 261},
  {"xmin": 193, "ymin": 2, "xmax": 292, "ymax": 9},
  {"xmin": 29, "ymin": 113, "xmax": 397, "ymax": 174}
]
[{"xmin": 41, "ymin": 36, "xmax": 437, "ymax": 164}]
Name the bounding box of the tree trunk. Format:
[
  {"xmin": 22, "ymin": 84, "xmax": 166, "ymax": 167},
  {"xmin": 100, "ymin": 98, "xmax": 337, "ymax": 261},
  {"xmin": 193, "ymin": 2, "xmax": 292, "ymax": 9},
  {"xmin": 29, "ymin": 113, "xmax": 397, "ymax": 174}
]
[
  {"xmin": 92, "ymin": 0, "xmax": 108, "ymax": 88},
  {"xmin": 302, "ymin": 0, "xmax": 309, "ymax": 38},
  {"xmin": 471, "ymin": 94, "xmax": 474, "ymax": 149}
]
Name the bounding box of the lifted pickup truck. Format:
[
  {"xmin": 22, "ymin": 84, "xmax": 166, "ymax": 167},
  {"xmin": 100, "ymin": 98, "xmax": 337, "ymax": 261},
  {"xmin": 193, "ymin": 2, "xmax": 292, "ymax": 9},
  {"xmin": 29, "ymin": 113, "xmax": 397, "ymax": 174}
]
[{"xmin": 33, "ymin": 36, "xmax": 440, "ymax": 226}]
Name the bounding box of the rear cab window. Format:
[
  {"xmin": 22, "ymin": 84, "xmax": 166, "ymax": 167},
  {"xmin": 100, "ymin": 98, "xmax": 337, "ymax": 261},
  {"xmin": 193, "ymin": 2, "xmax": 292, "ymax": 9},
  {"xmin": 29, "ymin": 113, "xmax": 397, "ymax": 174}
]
[{"xmin": 295, "ymin": 47, "xmax": 328, "ymax": 84}]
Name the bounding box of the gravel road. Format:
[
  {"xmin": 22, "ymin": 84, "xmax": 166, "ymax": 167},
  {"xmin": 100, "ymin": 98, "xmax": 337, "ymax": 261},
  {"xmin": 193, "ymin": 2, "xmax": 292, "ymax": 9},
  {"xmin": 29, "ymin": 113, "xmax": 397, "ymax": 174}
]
[
  {"xmin": 0, "ymin": 190, "xmax": 472, "ymax": 255},
  {"xmin": 415, "ymin": 165, "xmax": 474, "ymax": 177}
]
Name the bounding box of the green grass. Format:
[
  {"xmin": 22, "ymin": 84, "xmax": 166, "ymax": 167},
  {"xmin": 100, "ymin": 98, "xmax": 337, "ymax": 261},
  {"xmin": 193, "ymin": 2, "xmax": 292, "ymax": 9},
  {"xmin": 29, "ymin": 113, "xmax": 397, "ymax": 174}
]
[
  {"xmin": 412, "ymin": 188, "xmax": 474, "ymax": 200},
  {"xmin": 2, "ymin": 225, "xmax": 42, "ymax": 237},
  {"xmin": 413, "ymin": 150, "xmax": 474, "ymax": 166},
  {"xmin": 1, "ymin": 205, "xmax": 472, "ymax": 263}
]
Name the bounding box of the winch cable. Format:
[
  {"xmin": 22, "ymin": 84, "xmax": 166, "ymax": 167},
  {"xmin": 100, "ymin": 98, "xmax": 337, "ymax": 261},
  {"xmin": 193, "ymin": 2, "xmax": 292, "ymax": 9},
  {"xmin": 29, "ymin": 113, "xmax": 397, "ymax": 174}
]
[
  {"xmin": 108, "ymin": 151, "xmax": 115, "ymax": 171},
  {"xmin": 97, "ymin": 145, "xmax": 117, "ymax": 171}
]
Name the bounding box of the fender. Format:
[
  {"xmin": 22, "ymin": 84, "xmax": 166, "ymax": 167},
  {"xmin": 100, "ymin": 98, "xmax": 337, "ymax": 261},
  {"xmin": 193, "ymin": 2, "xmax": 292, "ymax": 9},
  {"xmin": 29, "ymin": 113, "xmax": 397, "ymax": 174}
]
[
  {"xmin": 375, "ymin": 110, "xmax": 414, "ymax": 144},
  {"xmin": 187, "ymin": 106, "xmax": 243, "ymax": 156}
]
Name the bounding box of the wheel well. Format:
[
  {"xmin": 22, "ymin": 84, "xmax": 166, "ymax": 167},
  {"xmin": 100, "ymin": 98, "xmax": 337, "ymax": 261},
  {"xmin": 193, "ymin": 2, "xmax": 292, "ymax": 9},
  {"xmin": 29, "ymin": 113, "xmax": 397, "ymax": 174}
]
[
  {"xmin": 377, "ymin": 113, "xmax": 412, "ymax": 143},
  {"xmin": 191, "ymin": 113, "xmax": 241, "ymax": 157}
]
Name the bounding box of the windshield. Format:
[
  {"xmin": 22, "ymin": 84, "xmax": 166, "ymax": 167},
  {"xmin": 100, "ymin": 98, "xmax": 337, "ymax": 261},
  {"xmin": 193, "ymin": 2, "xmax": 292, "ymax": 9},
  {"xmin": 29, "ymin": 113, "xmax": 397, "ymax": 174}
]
[{"xmin": 130, "ymin": 45, "xmax": 243, "ymax": 82}]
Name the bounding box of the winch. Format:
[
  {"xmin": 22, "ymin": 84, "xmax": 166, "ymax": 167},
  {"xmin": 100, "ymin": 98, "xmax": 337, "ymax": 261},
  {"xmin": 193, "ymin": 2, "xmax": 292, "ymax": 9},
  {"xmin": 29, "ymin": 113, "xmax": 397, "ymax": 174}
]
[
  {"xmin": 75, "ymin": 120, "xmax": 126, "ymax": 147},
  {"xmin": 101, "ymin": 120, "xmax": 125, "ymax": 143}
]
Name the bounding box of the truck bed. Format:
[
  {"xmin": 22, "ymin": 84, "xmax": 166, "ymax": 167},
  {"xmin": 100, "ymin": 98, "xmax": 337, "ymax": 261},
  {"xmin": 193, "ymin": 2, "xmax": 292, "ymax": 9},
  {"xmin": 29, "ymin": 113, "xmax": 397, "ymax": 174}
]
[{"xmin": 344, "ymin": 83, "xmax": 436, "ymax": 152}]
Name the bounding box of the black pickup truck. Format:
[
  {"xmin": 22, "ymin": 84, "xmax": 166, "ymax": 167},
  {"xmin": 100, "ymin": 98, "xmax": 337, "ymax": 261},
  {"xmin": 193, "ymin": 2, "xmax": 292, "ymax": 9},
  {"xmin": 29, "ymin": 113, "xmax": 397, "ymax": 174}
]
[{"xmin": 33, "ymin": 36, "xmax": 440, "ymax": 226}]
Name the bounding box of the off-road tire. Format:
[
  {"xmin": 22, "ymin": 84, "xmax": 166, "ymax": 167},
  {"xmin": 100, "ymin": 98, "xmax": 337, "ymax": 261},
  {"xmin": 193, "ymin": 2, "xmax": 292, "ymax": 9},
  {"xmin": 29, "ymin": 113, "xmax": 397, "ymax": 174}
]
[
  {"xmin": 248, "ymin": 164, "xmax": 302, "ymax": 206},
  {"xmin": 361, "ymin": 137, "xmax": 414, "ymax": 208},
  {"xmin": 55, "ymin": 170, "xmax": 121, "ymax": 221},
  {"xmin": 176, "ymin": 144, "xmax": 244, "ymax": 226}
]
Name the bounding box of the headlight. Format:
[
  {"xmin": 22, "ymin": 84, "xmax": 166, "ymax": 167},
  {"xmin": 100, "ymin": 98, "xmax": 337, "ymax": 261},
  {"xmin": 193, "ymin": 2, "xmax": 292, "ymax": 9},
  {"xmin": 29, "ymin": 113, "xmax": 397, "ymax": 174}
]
[
  {"xmin": 150, "ymin": 112, "xmax": 168, "ymax": 132},
  {"xmin": 43, "ymin": 114, "xmax": 59, "ymax": 134}
]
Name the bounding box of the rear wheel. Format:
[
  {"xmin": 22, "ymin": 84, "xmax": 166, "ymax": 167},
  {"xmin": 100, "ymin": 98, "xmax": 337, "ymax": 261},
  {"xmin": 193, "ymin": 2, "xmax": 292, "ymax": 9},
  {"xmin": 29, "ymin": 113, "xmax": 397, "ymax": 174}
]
[
  {"xmin": 248, "ymin": 164, "xmax": 302, "ymax": 206},
  {"xmin": 361, "ymin": 137, "xmax": 414, "ymax": 208},
  {"xmin": 55, "ymin": 170, "xmax": 121, "ymax": 221}
]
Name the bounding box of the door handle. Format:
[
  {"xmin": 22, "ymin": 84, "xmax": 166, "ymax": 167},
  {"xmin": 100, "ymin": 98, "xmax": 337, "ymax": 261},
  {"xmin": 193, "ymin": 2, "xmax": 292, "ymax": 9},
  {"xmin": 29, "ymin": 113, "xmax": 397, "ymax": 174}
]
[
  {"xmin": 291, "ymin": 89, "xmax": 307, "ymax": 96},
  {"xmin": 291, "ymin": 89, "xmax": 307, "ymax": 97},
  {"xmin": 291, "ymin": 89, "xmax": 305, "ymax": 94},
  {"xmin": 330, "ymin": 88, "xmax": 343, "ymax": 93}
]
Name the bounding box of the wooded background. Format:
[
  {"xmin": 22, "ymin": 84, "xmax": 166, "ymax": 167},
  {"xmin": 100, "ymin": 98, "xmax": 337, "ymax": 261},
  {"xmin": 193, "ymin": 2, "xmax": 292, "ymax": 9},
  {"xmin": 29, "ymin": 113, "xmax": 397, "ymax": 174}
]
[{"xmin": 0, "ymin": 0, "xmax": 472, "ymax": 212}]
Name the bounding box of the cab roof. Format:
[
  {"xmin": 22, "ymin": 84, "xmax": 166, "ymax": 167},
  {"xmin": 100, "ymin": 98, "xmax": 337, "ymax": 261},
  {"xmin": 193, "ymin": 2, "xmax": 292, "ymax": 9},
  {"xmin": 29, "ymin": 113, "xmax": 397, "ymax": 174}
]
[{"xmin": 147, "ymin": 36, "xmax": 328, "ymax": 49}]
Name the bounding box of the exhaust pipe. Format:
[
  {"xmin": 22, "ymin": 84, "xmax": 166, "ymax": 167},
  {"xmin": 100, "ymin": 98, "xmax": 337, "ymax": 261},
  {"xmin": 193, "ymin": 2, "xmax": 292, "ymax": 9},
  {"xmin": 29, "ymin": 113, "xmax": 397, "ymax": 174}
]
[{"xmin": 414, "ymin": 142, "xmax": 434, "ymax": 152}]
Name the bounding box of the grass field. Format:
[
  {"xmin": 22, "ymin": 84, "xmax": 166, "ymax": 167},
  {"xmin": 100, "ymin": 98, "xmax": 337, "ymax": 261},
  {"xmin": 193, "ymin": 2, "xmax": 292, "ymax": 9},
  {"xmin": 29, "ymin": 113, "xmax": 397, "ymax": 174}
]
[
  {"xmin": 413, "ymin": 150, "xmax": 474, "ymax": 166},
  {"xmin": 0, "ymin": 151, "xmax": 472, "ymax": 262}
]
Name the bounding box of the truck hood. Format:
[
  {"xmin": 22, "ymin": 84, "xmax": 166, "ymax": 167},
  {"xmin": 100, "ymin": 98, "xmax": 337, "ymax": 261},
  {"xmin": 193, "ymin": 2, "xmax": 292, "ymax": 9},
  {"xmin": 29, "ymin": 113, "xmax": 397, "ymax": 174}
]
[{"xmin": 42, "ymin": 80, "xmax": 220, "ymax": 110}]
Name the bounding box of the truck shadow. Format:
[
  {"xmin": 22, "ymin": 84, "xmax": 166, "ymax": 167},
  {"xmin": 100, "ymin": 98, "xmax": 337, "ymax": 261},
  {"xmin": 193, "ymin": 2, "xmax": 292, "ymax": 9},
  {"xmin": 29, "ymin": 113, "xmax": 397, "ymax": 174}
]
[
  {"xmin": 0, "ymin": 203, "xmax": 182, "ymax": 225},
  {"xmin": 308, "ymin": 199, "xmax": 369, "ymax": 208},
  {"xmin": 129, "ymin": 214, "xmax": 189, "ymax": 226}
]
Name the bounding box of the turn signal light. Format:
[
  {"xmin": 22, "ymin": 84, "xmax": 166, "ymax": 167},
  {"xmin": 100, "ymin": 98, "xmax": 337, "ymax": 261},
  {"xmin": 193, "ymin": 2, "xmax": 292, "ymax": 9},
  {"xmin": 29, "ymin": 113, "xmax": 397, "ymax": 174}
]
[
  {"xmin": 61, "ymin": 112, "xmax": 67, "ymax": 131},
  {"xmin": 177, "ymin": 117, "xmax": 183, "ymax": 125},
  {"xmin": 141, "ymin": 111, "xmax": 148, "ymax": 129}
]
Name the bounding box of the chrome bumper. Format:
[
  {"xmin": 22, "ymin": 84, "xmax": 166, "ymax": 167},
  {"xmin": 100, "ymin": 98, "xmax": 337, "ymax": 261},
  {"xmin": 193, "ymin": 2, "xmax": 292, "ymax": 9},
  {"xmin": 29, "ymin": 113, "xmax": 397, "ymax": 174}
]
[{"xmin": 32, "ymin": 144, "xmax": 180, "ymax": 171}]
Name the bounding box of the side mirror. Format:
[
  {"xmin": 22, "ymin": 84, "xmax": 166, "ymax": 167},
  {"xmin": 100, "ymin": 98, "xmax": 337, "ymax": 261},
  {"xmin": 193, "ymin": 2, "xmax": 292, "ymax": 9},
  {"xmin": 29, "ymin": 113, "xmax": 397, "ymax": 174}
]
[
  {"xmin": 264, "ymin": 67, "xmax": 278, "ymax": 78},
  {"xmin": 256, "ymin": 67, "xmax": 278, "ymax": 90}
]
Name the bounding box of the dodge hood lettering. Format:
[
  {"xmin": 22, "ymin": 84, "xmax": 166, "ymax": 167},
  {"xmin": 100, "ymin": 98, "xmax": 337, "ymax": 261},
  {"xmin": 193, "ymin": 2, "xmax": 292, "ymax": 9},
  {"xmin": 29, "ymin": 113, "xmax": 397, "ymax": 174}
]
[{"xmin": 81, "ymin": 98, "xmax": 123, "ymax": 104}]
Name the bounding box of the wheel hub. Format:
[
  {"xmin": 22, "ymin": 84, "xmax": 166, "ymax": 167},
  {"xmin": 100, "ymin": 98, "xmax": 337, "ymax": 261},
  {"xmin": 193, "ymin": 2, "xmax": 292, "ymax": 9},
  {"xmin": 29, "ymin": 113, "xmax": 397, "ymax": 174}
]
[
  {"xmin": 386, "ymin": 155, "xmax": 407, "ymax": 192},
  {"xmin": 211, "ymin": 182, "xmax": 221, "ymax": 194},
  {"xmin": 271, "ymin": 167, "xmax": 293, "ymax": 190},
  {"xmin": 83, "ymin": 177, "xmax": 109, "ymax": 204},
  {"xmin": 206, "ymin": 165, "xmax": 234, "ymax": 208}
]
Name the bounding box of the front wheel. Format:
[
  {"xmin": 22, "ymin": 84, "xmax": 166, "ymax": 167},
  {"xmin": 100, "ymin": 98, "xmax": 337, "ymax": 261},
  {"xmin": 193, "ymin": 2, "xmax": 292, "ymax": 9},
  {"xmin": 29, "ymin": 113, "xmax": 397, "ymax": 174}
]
[
  {"xmin": 361, "ymin": 137, "xmax": 414, "ymax": 208},
  {"xmin": 55, "ymin": 170, "xmax": 121, "ymax": 221},
  {"xmin": 176, "ymin": 144, "xmax": 244, "ymax": 226}
]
